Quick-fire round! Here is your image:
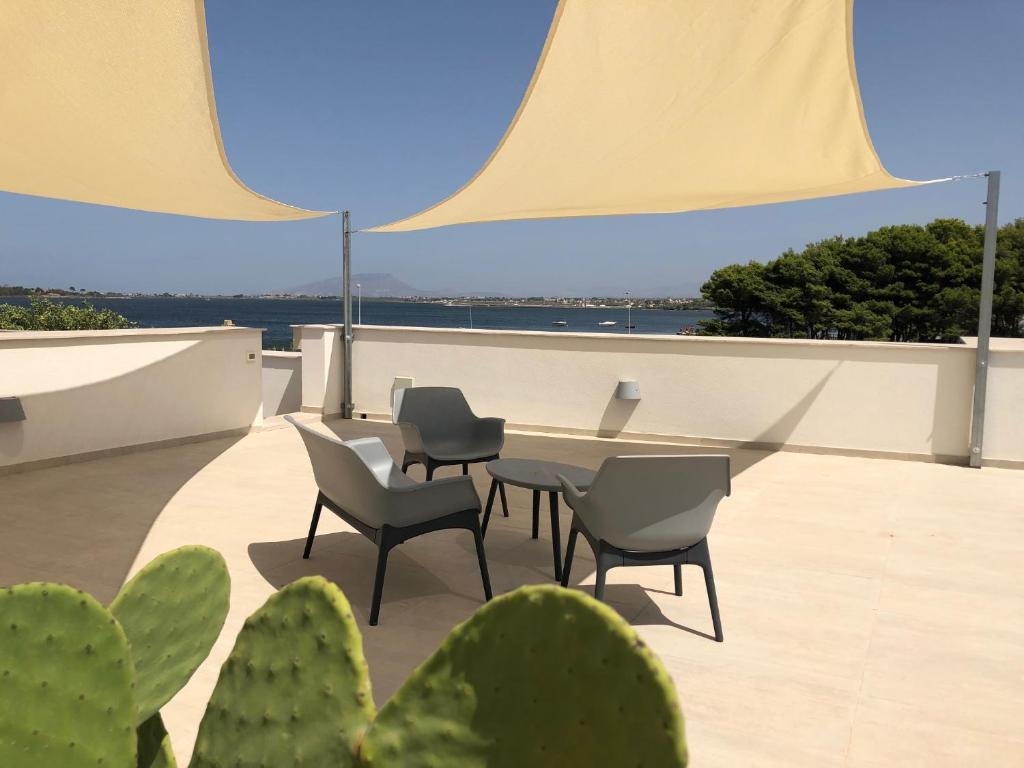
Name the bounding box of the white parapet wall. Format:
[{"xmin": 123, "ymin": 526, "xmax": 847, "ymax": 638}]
[
  {"xmin": 262, "ymin": 351, "xmax": 302, "ymax": 417},
  {"xmin": 298, "ymin": 324, "xmax": 343, "ymax": 416},
  {"xmin": 0, "ymin": 327, "xmax": 264, "ymax": 471},
  {"xmin": 335, "ymin": 325, "xmax": 1016, "ymax": 465},
  {"xmin": 961, "ymin": 337, "xmax": 1024, "ymax": 468}
]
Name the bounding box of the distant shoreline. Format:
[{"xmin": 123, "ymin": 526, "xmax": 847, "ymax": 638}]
[{"xmin": 1, "ymin": 291, "xmax": 714, "ymax": 311}]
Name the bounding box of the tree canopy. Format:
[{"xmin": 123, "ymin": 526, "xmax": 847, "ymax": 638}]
[
  {"xmin": 0, "ymin": 296, "xmax": 135, "ymax": 331},
  {"xmin": 698, "ymin": 218, "xmax": 1024, "ymax": 342}
]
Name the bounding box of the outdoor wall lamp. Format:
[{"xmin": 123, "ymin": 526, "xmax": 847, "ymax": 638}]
[
  {"xmin": 615, "ymin": 379, "xmax": 641, "ymax": 400},
  {"xmin": 0, "ymin": 396, "xmax": 26, "ymax": 423}
]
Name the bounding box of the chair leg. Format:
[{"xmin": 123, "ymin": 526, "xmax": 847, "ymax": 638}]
[
  {"xmin": 694, "ymin": 540, "xmax": 723, "ymax": 642},
  {"xmin": 482, "ymin": 479, "xmax": 498, "ymax": 537},
  {"xmin": 425, "ymin": 460, "xmax": 435, "ymax": 481},
  {"xmin": 369, "ymin": 534, "xmax": 392, "ymax": 627},
  {"xmin": 594, "ymin": 548, "xmax": 612, "ymax": 602},
  {"xmin": 462, "ymin": 462, "xmax": 469, "ymax": 475},
  {"xmin": 531, "ymin": 491, "xmax": 540, "ymax": 539},
  {"xmin": 302, "ymin": 495, "xmax": 323, "ymax": 559},
  {"xmin": 548, "ymin": 491, "xmax": 562, "ymax": 581},
  {"xmin": 401, "ymin": 452, "xmax": 414, "ymax": 473},
  {"xmin": 673, "ymin": 564, "xmax": 683, "ymax": 596},
  {"xmin": 497, "ymin": 481, "xmax": 509, "ymax": 517},
  {"xmin": 561, "ymin": 526, "xmax": 579, "ymax": 587},
  {"xmin": 470, "ymin": 514, "xmax": 493, "ymax": 602}
]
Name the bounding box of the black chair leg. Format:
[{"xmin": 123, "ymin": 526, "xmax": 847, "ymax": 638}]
[
  {"xmin": 369, "ymin": 534, "xmax": 392, "ymax": 627},
  {"xmin": 425, "ymin": 461, "xmax": 435, "ymax": 481},
  {"xmin": 462, "ymin": 462, "xmax": 469, "ymax": 475},
  {"xmin": 470, "ymin": 515, "xmax": 493, "ymax": 601},
  {"xmin": 594, "ymin": 548, "xmax": 613, "ymax": 602},
  {"xmin": 401, "ymin": 452, "xmax": 414, "ymax": 473},
  {"xmin": 531, "ymin": 491, "xmax": 540, "ymax": 539},
  {"xmin": 302, "ymin": 495, "xmax": 323, "ymax": 559},
  {"xmin": 548, "ymin": 491, "xmax": 562, "ymax": 581},
  {"xmin": 482, "ymin": 479, "xmax": 498, "ymax": 537},
  {"xmin": 701, "ymin": 557, "xmax": 723, "ymax": 642},
  {"xmin": 497, "ymin": 481, "xmax": 509, "ymax": 517},
  {"xmin": 673, "ymin": 564, "xmax": 683, "ymax": 596},
  {"xmin": 561, "ymin": 527, "xmax": 579, "ymax": 587},
  {"xmin": 690, "ymin": 539, "xmax": 723, "ymax": 642}
]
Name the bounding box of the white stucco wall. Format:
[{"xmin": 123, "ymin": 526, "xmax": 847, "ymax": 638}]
[
  {"xmin": 299, "ymin": 325, "xmax": 343, "ymax": 416},
  {"xmin": 967, "ymin": 339, "xmax": 1024, "ymax": 466},
  {"xmin": 347, "ymin": 326, "xmax": 983, "ymax": 463},
  {"xmin": 0, "ymin": 327, "xmax": 263, "ymax": 468},
  {"xmin": 262, "ymin": 351, "xmax": 302, "ymax": 417}
]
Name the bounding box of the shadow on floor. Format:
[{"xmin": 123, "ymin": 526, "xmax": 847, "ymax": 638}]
[
  {"xmin": 0, "ymin": 435, "xmax": 244, "ymax": 602},
  {"xmin": 249, "ymin": 526, "xmax": 719, "ymax": 648}
]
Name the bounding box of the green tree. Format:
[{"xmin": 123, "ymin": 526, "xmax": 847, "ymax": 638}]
[
  {"xmin": 699, "ymin": 217, "xmax": 1024, "ymax": 342},
  {"xmin": 0, "ymin": 296, "xmax": 136, "ymax": 331}
]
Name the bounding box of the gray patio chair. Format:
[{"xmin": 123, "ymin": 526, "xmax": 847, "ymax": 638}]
[
  {"xmin": 285, "ymin": 415, "xmax": 492, "ymax": 625},
  {"xmin": 393, "ymin": 386, "xmax": 505, "ymax": 480},
  {"xmin": 558, "ymin": 455, "xmax": 730, "ymax": 642}
]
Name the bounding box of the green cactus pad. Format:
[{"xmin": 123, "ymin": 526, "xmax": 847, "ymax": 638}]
[
  {"xmin": 138, "ymin": 713, "xmax": 177, "ymax": 768},
  {"xmin": 189, "ymin": 576, "xmax": 374, "ymax": 768},
  {"xmin": 110, "ymin": 545, "xmax": 230, "ymax": 724},
  {"xmin": 0, "ymin": 582, "xmax": 137, "ymax": 767},
  {"xmin": 358, "ymin": 585, "xmax": 687, "ymax": 768}
]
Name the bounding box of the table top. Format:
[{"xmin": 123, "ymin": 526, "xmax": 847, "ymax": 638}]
[{"xmin": 486, "ymin": 458, "xmax": 596, "ymax": 492}]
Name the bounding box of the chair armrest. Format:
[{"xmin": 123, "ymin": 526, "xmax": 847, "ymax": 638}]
[
  {"xmin": 556, "ymin": 473, "xmax": 587, "ymax": 511},
  {"xmin": 384, "ymin": 475, "xmax": 481, "ymax": 527},
  {"xmin": 471, "ymin": 416, "xmax": 505, "ymax": 453}
]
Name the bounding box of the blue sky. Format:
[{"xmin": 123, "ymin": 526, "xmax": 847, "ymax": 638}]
[{"xmin": 1, "ymin": 1, "xmax": 1021, "ymax": 296}]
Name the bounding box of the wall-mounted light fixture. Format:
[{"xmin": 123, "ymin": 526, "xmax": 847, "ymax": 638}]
[
  {"xmin": 615, "ymin": 379, "xmax": 641, "ymax": 400},
  {"xmin": 0, "ymin": 396, "xmax": 26, "ymax": 423}
]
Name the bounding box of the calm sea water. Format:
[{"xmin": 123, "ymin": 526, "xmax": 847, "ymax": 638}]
[{"xmin": 3, "ymin": 297, "xmax": 715, "ymax": 349}]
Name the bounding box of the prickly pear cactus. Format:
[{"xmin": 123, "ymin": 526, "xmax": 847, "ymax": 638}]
[
  {"xmin": 358, "ymin": 585, "xmax": 687, "ymax": 768},
  {"xmin": 138, "ymin": 713, "xmax": 177, "ymax": 768},
  {"xmin": 110, "ymin": 545, "xmax": 230, "ymax": 724},
  {"xmin": 0, "ymin": 583, "xmax": 137, "ymax": 767},
  {"xmin": 188, "ymin": 576, "xmax": 374, "ymax": 768}
]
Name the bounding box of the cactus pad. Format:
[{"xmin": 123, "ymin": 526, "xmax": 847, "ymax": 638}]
[
  {"xmin": 358, "ymin": 585, "xmax": 687, "ymax": 767},
  {"xmin": 0, "ymin": 582, "xmax": 137, "ymax": 767},
  {"xmin": 189, "ymin": 576, "xmax": 374, "ymax": 768},
  {"xmin": 110, "ymin": 545, "xmax": 230, "ymax": 724},
  {"xmin": 138, "ymin": 713, "xmax": 177, "ymax": 768}
]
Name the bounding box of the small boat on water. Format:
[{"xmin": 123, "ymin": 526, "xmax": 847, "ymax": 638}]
[
  {"xmin": 551, "ymin": 320, "xmax": 568, "ymax": 326},
  {"xmin": 598, "ymin": 320, "xmax": 617, "ymax": 327},
  {"xmin": 625, "ymin": 324, "xmax": 636, "ymax": 330}
]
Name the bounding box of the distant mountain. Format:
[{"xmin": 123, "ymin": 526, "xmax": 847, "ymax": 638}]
[{"xmin": 282, "ymin": 273, "xmax": 506, "ymax": 298}]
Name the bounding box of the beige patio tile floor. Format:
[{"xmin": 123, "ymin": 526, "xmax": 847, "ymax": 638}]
[{"xmin": 2, "ymin": 418, "xmax": 1022, "ymax": 766}]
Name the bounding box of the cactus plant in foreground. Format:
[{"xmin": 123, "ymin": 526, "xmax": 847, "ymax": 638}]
[
  {"xmin": 189, "ymin": 576, "xmax": 374, "ymax": 768},
  {"xmin": 0, "ymin": 582, "xmax": 137, "ymax": 767},
  {"xmin": 2, "ymin": 552, "xmax": 686, "ymax": 767},
  {"xmin": 357, "ymin": 585, "xmax": 687, "ymax": 767},
  {"xmin": 110, "ymin": 545, "xmax": 231, "ymax": 725}
]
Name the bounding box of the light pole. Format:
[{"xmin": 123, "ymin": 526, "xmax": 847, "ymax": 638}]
[
  {"xmin": 356, "ymin": 283, "xmax": 362, "ymax": 325},
  {"xmin": 626, "ymin": 290, "xmax": 631, "ymax": 334}
]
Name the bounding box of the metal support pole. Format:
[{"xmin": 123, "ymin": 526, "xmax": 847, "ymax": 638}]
[
  {"xmin": 342, "ymin": 211, "xmax": 354, "ymax": 419},
  {"xmin": 968, "ymin": 171, "xmax": 1000, "ymax": 468}
]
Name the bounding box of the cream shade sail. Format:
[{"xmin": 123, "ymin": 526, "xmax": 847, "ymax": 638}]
[
  {"xmin": 0, "ymin": 0, "xmax": 329, "ymax": 221},
  {"xmin": 371, "ymin": 0, "xmax": 933, "ymax": 233}
]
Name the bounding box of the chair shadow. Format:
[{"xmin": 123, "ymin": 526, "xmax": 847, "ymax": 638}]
[
  {"xmin": 248, "ymin": 532, "xmax": 458, "ymax": 615},
  {"xmin": 452, "ymin": 522, "xmax": 720, "ymax": 640}
]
